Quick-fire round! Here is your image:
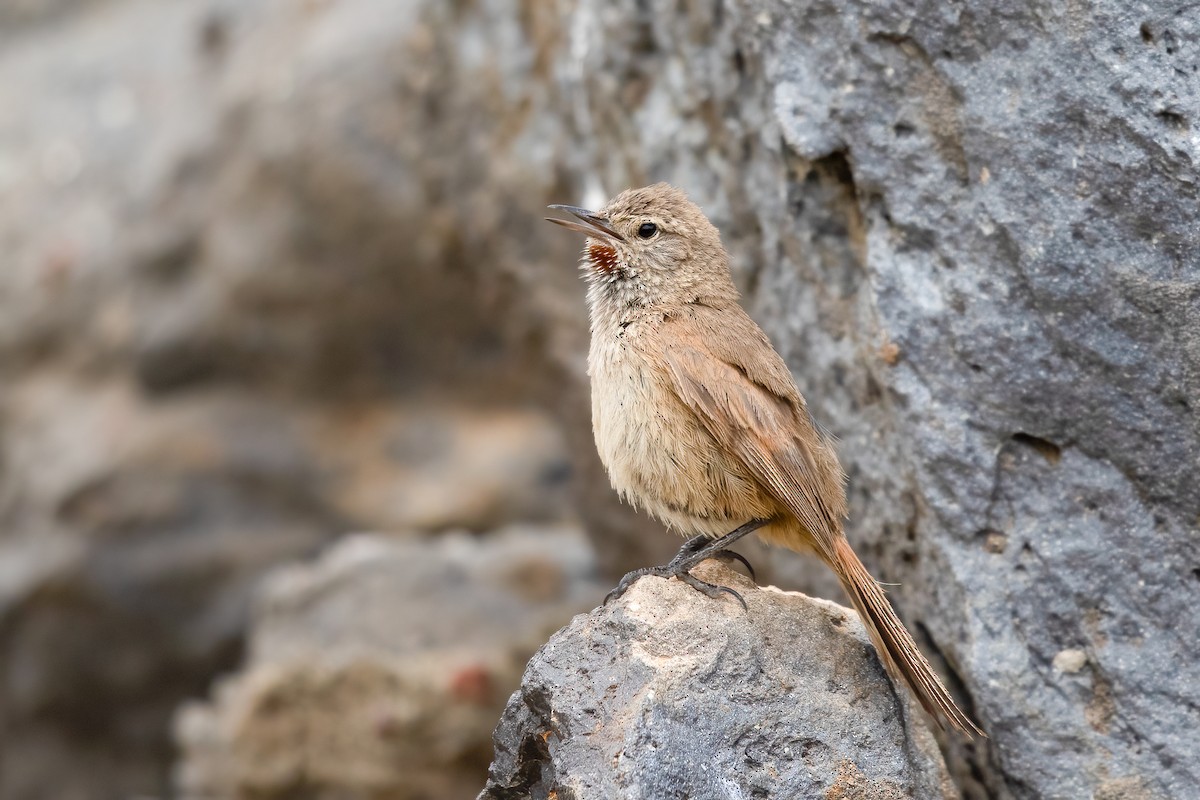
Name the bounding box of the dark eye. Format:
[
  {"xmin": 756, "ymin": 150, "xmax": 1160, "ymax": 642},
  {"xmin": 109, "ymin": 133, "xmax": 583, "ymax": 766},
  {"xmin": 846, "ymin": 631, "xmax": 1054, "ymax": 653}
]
[{"xmin": 637, "ymin": 222, "xmax": 658, "ymax": 239}]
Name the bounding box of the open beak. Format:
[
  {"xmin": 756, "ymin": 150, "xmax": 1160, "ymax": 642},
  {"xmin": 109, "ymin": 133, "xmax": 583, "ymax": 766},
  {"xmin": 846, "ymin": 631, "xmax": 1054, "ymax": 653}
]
[{"xmin": 545, "ymin": 204, "xmax": 623, "ymax": 242}]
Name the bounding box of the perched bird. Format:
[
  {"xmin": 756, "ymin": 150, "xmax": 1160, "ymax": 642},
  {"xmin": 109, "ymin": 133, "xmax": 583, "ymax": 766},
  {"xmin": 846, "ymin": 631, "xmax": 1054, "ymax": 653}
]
[{"xmin": 547, "ymin": 182, "xmax": 982, "ymax": 735}]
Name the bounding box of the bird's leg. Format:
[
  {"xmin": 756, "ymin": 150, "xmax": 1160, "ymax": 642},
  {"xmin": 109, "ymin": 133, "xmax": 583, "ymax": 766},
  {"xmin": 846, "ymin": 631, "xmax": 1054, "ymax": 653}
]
[
  {"xmin": 669, "ymin": 519, "xmax": 770, "ymax": 572},
  {"xmin": 670, "ymin": 535, "xmax": 756, "ymax": 580},
  {"xmin": 604, "ymin": 519, "xmax": 772, "ymax": 609}
]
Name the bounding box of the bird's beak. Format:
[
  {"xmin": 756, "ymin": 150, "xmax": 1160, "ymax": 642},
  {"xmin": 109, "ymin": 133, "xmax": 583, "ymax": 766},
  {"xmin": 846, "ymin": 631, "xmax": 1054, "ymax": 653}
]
[{"xmin": 545, "ymin": 204, "xmax": 623, "ymax": 242}]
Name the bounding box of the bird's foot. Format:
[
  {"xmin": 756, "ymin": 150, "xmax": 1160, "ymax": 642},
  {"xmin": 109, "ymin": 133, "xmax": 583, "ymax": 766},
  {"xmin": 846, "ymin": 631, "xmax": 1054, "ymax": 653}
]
[
  {"xmin": 603, "ymin": 520, "xmax": 772, "ymax": 609},
  {"xmin": 603, "ymin": 533, "xmax": 759, "ymax": 610},
  {"xmin": 603, "ymin": 564, "xmax": 676, "ymax": 606},
  {"xmin": 603, "ymin": 561, "xmax": 748, "ymax": 610},
  {"xmin": 676, "ymin": 571, "xmax": 749, "ymax": 610}
]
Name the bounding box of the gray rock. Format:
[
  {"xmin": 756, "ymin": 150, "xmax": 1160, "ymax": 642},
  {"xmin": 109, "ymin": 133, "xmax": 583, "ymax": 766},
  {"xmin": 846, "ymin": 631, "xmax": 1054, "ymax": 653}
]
[
  {"xmin": 0, "ymin": 1, "xmax": 575, "ymax": 796},
  {"xmin": 0, "ymin": 386, "xmax": 569, "ymax": 800},
  {"xmin": 479, "ymin": 562, "xmax": 954, "ymax": 800},
  {"xmin": 174, "ymin": 525, "xmax": 605, "ymax": 800},
  {"xmin": 3, "ymin": 0, "xmax": 1197, "ymax": 797},
  {"xmin": 501, "ymin": 1, "xmax": 1200, "ymax": 797}
]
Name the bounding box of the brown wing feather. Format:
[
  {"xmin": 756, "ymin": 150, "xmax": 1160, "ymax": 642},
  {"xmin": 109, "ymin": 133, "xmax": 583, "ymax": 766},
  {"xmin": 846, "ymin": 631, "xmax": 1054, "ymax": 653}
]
[
  {"xmin": 659, "ymin": 309, "xmax": 845, "ymax": 558},
  {"xmin": 658, "ymin": 306, "xmax": 984, "ymax": 737}
]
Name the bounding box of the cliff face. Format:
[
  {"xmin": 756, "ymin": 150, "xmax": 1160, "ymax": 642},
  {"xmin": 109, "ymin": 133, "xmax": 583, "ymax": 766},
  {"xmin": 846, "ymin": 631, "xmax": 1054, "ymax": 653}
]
[
  {"xmin": 1, "ymin": 0, "xmax": 1196, "ymax": 798},
  {"xmin": 507, "ymin": 2, "xmax": 1199, "ymax": 796}
]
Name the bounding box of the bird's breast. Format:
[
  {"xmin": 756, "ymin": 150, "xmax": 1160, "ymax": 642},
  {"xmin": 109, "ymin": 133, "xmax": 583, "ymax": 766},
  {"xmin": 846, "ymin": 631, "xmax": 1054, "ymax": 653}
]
[{"xmin": 587, "ymin": 332, "xmax": 778, "ymax": 537}]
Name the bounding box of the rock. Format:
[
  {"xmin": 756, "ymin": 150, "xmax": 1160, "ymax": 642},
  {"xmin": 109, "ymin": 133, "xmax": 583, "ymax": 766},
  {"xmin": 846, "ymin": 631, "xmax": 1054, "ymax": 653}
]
[
  {"xmin": 3, "ymin": 0, "xmax": 1196, "ymax": 797},
  {"xmin": 0, "ymin": 382, "xmax": 569, "ymax": 800},
  {"xmin": 465, "ymin": 1, "xmax": 1200, "ymax": 796},
  {"xmin": 174, "ymin": 525, "xmax": 605, "ymax": 800},
  {"xmin": 0, "ymin": 0, "xmax": 577, "ymax": 796},
  {"xmin": 479, "ymin": 562, "xmax": 954, "ymax": 800},
  {"xmin": 301, "ymin": 403, "xmax": 571, "ymax": 534}
]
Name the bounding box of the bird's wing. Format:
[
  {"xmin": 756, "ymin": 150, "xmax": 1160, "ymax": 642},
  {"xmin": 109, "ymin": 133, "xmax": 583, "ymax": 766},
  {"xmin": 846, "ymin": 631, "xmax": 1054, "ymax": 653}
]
[
  {"xmin": 659, "ymin": 310, "xmax": 845, "ymax": 557},
  {"xmin": 659, "ymin": 308, "xmax": 981, "ymax": 736}
]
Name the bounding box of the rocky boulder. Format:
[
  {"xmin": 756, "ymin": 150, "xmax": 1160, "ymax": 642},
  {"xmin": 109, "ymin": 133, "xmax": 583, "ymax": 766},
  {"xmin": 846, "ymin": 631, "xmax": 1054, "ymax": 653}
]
[
  {"xmin": 174, "ymin": 526, "xmax": 605, "ymax": 800},
  {"xmin": 480, "ymin": 562, "xmax": 955, "ymax": 800}
]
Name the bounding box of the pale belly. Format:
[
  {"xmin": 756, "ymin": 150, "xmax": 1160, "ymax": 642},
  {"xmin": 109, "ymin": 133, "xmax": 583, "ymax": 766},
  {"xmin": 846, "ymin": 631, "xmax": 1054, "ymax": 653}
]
[{"xmin": 589, "ymin": 340, "xmax": 780, "ymax": 539}]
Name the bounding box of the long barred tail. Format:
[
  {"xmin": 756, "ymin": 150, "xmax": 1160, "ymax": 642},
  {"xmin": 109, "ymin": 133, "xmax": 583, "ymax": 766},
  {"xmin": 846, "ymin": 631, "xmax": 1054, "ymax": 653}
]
[{"xmin": 830, "ymin": 538, "xmax": 984, "ymax": 736}]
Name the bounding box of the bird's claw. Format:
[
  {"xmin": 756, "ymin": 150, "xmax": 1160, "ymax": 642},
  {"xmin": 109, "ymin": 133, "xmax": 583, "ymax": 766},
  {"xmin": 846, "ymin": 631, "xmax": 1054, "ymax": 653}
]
[
  {"xmin": 603, "ymin": 558, "xmax": 748, "ymax": 610},
  {"xmin": 604, "ymin": 522, "xmax": 769, "ymax": 609},
  {"xmin": 707, "ymin": 549, "xmax": 756, "ymax": 581},
  {"xmin": 603, "ymin": 565, "xmax": 674, "ymax": 605},
  {"xmin": 677, "ymin": 571, "xmax": 748, "ymax": 610}
]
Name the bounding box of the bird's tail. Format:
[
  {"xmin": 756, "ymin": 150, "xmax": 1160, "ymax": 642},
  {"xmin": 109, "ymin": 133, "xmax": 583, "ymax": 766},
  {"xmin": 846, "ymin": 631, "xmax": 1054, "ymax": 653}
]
[{"xmin": 829, "ymin": 537, "xmax": 983, "ymax": 736}]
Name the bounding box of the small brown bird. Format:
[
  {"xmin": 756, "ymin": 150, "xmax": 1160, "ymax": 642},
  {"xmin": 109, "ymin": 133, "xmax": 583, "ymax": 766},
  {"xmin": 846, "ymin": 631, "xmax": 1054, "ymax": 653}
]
[{"xmin": 547, "ymin": 183, "xmax": 982, "ymax": 735}]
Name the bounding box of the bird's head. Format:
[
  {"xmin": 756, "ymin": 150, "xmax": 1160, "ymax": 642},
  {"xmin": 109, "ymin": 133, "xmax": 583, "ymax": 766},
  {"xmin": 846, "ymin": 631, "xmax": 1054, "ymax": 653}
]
[{"xmin": 546, "ymin": 183, "xmax": 737, "ymax": 315}]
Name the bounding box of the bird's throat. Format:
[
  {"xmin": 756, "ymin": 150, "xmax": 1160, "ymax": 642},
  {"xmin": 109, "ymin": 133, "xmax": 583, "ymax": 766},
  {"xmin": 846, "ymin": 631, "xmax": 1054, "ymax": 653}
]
[{"xmin": 588, "ymin": 242, "xmax": 620, "ymax": 275}]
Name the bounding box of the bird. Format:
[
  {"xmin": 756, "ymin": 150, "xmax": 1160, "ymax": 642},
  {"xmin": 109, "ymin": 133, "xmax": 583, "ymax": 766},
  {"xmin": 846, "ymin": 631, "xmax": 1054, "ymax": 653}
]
[{"xmin": 546, "ymin": 182, "xmax": 982, "ymax": 736}]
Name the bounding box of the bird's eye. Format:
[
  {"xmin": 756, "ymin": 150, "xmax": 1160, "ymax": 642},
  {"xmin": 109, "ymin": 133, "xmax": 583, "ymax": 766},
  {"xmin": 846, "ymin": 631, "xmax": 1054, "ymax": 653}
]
[{"xmin": 637, "ymin": 222, "xmax": 658, "ymax": 239}]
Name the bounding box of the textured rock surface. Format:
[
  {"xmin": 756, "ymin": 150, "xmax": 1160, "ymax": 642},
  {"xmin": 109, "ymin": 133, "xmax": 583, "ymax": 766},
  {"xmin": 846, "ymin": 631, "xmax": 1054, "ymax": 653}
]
[
  {"xmin": 174, "ymin": 526, "xmax": 605, "ymax": 800},
  {"xmin": 3, "ymin": 0, "xmax": 1198, "ymax": 798},
  {"xmin": 0, "ymin": 390, "xmax": 569, "ymax": 799},
  {"xmin": 0, "ymin": 1, "xmax": 578, "ymax": 797},
  {"xmin": 471, "ymin": 2, "xmax": 1200, "ymax": 797},
  {"xmin": 480, "ymin": 562, "xmax": 954, "ymax": 800}
]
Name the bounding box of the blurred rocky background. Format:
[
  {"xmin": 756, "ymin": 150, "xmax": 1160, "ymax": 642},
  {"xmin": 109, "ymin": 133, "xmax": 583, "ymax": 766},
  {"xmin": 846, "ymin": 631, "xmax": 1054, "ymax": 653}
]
[{"xmin": 0, "ymin": 0, "xmax": 1196, "ymax": 799}]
